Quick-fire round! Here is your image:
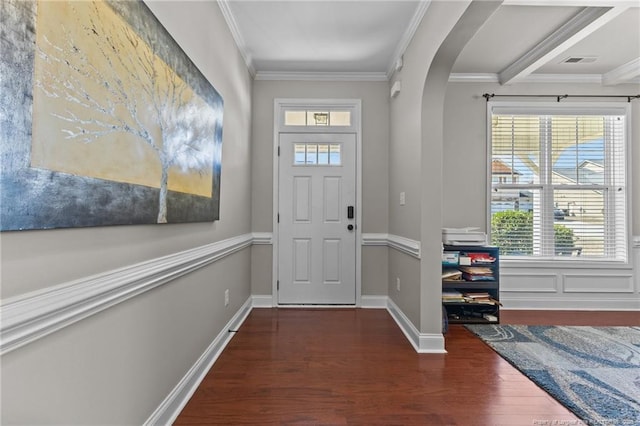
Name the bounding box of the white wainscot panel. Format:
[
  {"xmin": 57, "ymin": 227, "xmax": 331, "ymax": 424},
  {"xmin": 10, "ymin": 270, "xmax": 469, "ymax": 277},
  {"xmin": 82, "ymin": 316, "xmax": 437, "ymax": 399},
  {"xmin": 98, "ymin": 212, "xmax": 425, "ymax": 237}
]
[
  {"xmin": 563, "ymin": 273, "xmax": 634, "ymax": 293},
  {"xmin": 635, "ymin": 237, "xmax": 640, "ymax": 292},
  {"xmin": 501, "ymin": 272, "xmax": 558, "ymax": 293}
]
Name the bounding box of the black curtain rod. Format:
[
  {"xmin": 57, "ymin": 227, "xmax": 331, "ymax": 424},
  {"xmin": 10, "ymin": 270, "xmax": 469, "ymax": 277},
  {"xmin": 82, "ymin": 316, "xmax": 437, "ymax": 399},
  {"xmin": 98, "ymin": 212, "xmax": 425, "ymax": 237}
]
[{"xmin": 483, "ymin": 93, "xmax": 640, "ymax": 103}]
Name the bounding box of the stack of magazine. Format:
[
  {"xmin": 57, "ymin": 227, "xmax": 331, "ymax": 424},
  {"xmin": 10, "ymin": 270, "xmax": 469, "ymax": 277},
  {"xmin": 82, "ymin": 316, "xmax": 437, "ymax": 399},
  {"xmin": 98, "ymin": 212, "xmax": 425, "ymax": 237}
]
[{"xmin": 457, "ymin": 266, "xmax": 494, "ymax": 281}]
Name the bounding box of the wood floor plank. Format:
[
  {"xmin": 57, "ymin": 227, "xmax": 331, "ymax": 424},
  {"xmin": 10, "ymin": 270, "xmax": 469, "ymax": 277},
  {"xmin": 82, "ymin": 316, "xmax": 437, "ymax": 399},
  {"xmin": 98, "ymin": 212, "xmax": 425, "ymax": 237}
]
[{"xmin": 174, "ymin": 308, "xmax": 637, "ymax": 425}]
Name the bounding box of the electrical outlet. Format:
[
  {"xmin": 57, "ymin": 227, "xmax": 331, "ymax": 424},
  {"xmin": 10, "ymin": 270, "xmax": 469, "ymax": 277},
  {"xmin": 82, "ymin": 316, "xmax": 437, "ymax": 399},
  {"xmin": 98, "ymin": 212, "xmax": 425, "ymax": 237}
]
[
  {"xmin": 399, "ymin": 192, "xmax": 405, "ymax": 206},
  {"xmin": 224, "ymin": 289, "xmax": 229, "ymax": 307},
  {"xmin": 396, "ymin": 277, "xmax": 400, "ymax": 292}
]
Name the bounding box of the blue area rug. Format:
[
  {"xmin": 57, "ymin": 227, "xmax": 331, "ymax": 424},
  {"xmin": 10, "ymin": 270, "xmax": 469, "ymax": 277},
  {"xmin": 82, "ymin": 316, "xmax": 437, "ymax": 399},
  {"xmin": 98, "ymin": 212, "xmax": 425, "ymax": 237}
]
[{"xmin": 465, "ymin": 325, "xmax": 640, "ymax": 426}]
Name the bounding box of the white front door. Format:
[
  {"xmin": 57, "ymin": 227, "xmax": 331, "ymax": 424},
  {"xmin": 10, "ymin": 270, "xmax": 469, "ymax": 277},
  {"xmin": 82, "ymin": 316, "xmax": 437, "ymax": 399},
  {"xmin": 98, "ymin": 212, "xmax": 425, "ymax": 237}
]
[{"xmin": 278, "ymin": 133, "xmax": 357, "ymax": 304}]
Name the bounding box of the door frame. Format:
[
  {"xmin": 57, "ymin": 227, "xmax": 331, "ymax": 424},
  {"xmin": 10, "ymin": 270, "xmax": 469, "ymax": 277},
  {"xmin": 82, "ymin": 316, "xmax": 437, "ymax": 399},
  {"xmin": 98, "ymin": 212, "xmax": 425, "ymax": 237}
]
[{"xmin": 272, "ymin": 98, "xmax": 362, "ymax": 307}]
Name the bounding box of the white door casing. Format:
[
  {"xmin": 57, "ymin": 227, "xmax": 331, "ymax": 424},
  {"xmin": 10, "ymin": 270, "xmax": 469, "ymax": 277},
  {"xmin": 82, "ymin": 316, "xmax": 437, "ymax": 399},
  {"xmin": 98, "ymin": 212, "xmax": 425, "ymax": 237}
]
[{"xmin": 278, "ymin": 133, "xmax": 356, "ymax": 304}]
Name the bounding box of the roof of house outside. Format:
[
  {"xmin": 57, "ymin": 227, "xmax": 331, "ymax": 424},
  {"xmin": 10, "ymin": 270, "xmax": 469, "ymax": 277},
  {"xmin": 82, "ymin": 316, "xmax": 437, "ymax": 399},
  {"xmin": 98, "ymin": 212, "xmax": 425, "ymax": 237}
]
[
  {"xmin": 492, "ymin": 159, "xmax": 521, "ymax": 175},
  {"xmin": 553, "ymin": 160, "xmax": 604, "ymax": 185}
]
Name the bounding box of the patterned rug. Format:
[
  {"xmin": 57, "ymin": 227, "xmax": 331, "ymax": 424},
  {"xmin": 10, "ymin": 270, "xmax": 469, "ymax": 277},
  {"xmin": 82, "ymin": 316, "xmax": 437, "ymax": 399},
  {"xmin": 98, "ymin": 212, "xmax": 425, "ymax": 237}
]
[{"xmin": 465, "ymin": 325, "xmax": 640, "ymax": 426}]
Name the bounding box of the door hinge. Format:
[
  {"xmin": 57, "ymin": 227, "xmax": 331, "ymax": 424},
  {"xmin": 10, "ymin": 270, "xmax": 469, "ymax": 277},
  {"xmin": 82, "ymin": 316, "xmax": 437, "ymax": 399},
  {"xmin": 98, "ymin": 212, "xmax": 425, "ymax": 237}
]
[
  {"xmin": 277, "ymin": 213, "xmax": 280, "ymax": 223},
  {"xmin": 277, "ymin": 280, "xmax": 280, "ymax": 290},
  {"xmin": 278, "ymin": 146, "xmax": 280, "ymax": 156}
]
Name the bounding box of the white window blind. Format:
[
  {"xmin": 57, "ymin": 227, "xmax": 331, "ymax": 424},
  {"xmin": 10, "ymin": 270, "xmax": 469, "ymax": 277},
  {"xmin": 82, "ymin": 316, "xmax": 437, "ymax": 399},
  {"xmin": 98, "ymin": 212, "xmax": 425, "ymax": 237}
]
[{"xmin": 489, "ymin": 103, "xmax": 628, "ymax": 262}]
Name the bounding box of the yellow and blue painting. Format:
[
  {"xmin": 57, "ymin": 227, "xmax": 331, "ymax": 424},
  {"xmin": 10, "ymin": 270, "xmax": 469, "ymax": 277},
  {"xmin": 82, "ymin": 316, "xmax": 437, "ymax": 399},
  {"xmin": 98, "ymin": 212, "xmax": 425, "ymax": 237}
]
[{"xmin": 1, "ymin": 0, "xmax": 223, "ymax": 230}]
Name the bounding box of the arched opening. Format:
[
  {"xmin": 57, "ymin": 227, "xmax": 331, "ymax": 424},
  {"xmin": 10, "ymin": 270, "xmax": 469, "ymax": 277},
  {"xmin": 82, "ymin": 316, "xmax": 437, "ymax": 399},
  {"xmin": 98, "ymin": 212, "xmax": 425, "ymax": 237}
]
[{"xmin": 419, "ymin": 1, "xmax": 503, "ymax": 338}]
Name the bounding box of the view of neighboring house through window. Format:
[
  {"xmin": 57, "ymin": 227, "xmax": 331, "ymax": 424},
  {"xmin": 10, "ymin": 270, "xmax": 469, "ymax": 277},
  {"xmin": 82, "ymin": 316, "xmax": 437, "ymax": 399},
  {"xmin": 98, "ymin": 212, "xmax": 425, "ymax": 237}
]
[{"xmin": 488, "ymin": 103, "xmax": 628, "ymax": 262}]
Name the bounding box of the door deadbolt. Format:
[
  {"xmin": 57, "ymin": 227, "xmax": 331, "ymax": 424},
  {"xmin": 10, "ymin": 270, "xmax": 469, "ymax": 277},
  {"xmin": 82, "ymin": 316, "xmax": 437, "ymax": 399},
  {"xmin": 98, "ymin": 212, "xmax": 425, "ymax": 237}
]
[{"xmin": 347, "ymin": 206, "xmax": 354, "ymax": 219}]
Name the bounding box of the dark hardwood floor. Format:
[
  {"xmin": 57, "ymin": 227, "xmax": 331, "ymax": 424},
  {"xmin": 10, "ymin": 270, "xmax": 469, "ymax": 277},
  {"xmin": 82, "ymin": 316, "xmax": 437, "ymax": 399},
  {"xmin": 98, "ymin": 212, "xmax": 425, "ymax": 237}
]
[{"xmin": 174, "ymin": 308, "xmax": 638, "ymax": 425}]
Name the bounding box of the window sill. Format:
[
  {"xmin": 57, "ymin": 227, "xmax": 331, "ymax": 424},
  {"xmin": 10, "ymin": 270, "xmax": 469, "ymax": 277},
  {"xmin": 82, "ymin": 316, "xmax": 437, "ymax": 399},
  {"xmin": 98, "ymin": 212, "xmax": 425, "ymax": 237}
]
[{"xmin": 501, "ymin": 258, "xmax": 632, "ymax": 270}]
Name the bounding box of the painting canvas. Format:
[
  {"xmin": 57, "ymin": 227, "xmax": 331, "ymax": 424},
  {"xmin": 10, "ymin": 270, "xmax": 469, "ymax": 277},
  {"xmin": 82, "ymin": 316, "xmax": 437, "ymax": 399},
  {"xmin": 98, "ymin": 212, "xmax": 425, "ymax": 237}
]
[{"xmin": 0, "ymin": 0, "xmax": 223, "ymax": 230}]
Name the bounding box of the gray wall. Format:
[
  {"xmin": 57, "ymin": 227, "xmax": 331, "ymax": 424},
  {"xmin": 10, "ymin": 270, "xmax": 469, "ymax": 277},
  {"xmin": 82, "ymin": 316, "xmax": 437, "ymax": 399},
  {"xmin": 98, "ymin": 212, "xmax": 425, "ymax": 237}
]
[
  {"xmin": 443, "ymin": 82, "xmax": 639, "ymax": 310},
  {"xmin": 389, "ymin": 0, "xmax": 637, "ymax": 331},
  {"xmin": 250, "ymin": 80, "xmax": 390, "ymax": 297},
  {"xmin": 388, "ymin": 0, "xmax": 473, "ymax": 332},
  {"xmin": 443, "ymin": 81, "xmax": 640, "ymax": 236},
  {"xmin": 0, "ymin": 1, "xmax": 253, "ymax": 424}
]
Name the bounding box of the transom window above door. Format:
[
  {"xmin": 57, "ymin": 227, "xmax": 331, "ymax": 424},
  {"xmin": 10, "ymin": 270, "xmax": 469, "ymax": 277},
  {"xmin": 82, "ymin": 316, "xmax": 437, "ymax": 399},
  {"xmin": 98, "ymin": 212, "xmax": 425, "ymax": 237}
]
[{"xmin": 284, "ymin": 110, "xmax": 351, "ymax": 127}]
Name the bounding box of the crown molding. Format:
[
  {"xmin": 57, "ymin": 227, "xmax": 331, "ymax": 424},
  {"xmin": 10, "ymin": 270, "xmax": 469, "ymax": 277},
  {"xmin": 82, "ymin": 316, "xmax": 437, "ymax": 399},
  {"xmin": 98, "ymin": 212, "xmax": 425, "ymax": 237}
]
[
  {"xmin": 254, "ymin": 71, "xmax": 634, "ymax": 85},
  {"xmin": 254, "ymin": 71, "xmax": 388, "ymax": 82},
  {"xmin": 518, "ymin": 73, "xmax": 604, "ymax": 84},
  {"xmin": 257, "ymin": 71, "xmax": 634, "ymax": 85},
  {"xmin": 498, "ymin": 6, "xmax": 628, "ymax": 85},
  {"xmin": 218, "ymin": 0, "xmax": 636, "ymax": 86},
  {"xmin": 386, "ymin": 0, "xmax": 432, "ymax": 79},
  {"xmin": 449, "ymin": 72, "xmax": 606, "ymax": 84},
  {"xmin": 218, "ymin": 0, "xmax": 256, "ymax": 77}
]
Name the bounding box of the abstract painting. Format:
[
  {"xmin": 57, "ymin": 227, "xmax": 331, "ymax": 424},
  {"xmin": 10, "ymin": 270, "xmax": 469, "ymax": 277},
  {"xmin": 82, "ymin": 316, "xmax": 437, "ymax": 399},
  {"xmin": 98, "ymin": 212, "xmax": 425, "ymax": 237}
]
[{"xmin": 0, "ymin": 0, "xmax": 223, "ymax": 230}]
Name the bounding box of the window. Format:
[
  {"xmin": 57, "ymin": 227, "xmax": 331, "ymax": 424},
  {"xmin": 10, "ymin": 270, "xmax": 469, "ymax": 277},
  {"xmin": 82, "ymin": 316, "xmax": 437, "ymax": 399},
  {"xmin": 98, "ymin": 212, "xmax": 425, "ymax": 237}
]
[
  {"xmin": 294, "ymin": 143, "xmax": 341, "ymax": 166},
  {"xmin": 488, "ymin": 103, "xmax": 628, "ymax": 262},
  {"xmin": 284, "ymin": 110, "xmax": 351, "ymax": 127}
]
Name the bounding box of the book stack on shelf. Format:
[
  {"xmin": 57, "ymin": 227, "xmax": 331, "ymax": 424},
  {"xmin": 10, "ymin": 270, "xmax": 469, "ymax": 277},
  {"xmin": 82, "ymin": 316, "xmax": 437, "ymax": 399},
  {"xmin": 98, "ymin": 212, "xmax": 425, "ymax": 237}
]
[
  {"xmin": 442, "ymin": 290, "xmax": 465, "ymax": 303},
  {"xmin": 458, "ymin": 266, "xmax": 493, "ymax": 281},
  {"xmin": 441, "ymin": 245, "xmax": 500, "ymax": 324},
  {"xmin": 462, "ymin": 291, "xmax": 501, "ymax": 306}
]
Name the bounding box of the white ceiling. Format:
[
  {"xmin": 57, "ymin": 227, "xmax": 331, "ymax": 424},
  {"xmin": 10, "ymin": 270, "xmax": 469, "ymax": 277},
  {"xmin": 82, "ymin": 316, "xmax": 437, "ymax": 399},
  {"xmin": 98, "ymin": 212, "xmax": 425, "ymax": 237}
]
[{"xmin": 219, "ymin": 0, "xmax": 640, "ymax": 85}]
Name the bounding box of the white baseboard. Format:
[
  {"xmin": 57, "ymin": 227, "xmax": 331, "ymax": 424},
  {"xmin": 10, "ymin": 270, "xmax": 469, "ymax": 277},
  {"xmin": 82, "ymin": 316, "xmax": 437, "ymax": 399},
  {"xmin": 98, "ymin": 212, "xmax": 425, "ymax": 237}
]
[
  {"xmin": 251, "ymin": 294, "xmax": 274, "ymax": 308},
  {"xmin": 145, "ymin": 294, "xmax": 444, "ymax": 424},
  {"xmin": 252, "ymin": 294, "xmax": 444, "ymax": 352},
  {"xmin": 501, "ymin": 297, "xmax": 640, "ymax": 311},
  {"xmin": 360, "ymin": 295, "xmax": 388, "ymax": 308},
  {"xmin": 146, "ymin": 290, "xmax": 639, "ymax": 426},
  {"xmin": 252, "ymin": 294, "xmax": 388, "ymax": 309},
  {"xmin": 144, "ymin": 297, "xmax": 253, "ymax": 426},
  {"xmin": 386, "ymin": 298, "xmax": 446, "ymax": 353}
]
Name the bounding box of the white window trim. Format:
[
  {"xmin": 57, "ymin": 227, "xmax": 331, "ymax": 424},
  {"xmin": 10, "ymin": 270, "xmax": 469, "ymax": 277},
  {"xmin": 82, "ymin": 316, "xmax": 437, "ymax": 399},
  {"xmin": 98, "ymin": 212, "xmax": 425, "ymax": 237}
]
[
  {"xmin": 485, "ymin": 101, "xmax": 632, "ymax": 269},
  {"xmin": 277, "ymin": 100, "xmax": 359, "ymax": 133}
]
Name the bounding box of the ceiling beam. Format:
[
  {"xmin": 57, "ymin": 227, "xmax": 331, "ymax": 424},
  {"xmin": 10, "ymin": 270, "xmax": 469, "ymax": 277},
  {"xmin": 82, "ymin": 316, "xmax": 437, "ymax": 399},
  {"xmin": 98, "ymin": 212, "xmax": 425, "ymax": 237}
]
[
  {"xmin": 498, "ymin": 6, "xmax": 628, "ymax": 85},
  {"xmin": 503, "ymin": 0, "xmax": 637, "ymax": 6},
  {"xmin": 602, "ymin": 57, "xmax": 640, "ymax": 85}
]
